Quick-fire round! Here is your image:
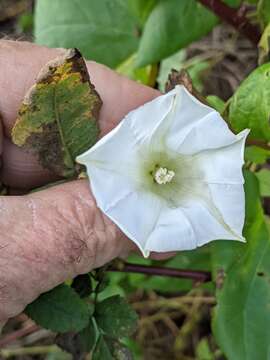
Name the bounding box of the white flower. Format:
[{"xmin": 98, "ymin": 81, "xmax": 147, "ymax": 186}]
[{"xmin": 77, "ymin": 85, "xmax": 249, "ymax": 257}]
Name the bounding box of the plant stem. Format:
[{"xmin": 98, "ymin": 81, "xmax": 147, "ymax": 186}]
[
  {"xmin": 197, "ymin": 0, "xmax": 261, "ymax": 44},
  {"xmin": 246, "ymin": 139, "xmax": 270, "ymax": 151},
  {"xmin": 0, "ymin": 345, "xmax": 60, "ymax": 358},
  {"xmin": 110, "ymin": 261, "xmax": 212, "ymax": 283},
  {"xmin": 132, "ymin": 296, "xmax": 216, "ymax": 311}
]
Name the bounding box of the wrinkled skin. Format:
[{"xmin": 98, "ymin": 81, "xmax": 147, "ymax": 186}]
[{"xmin": 0, "ymin": 41, "xmax": 170, "ymax": 328}]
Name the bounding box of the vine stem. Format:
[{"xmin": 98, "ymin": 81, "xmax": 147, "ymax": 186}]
[
  {"xmin": 110, "ymin": 261, "xmax": 212, "ymax": 283},
  {"xmin": 246, "ymin": 139, "xmax": 270, "ymax": 151},
  {"xmin": 197, "ymin": 0, "xmax": 261, "ymax": 44},
  {"xmin": 0, "ymin": 345, "xmax": 60, "ymax": 358}
]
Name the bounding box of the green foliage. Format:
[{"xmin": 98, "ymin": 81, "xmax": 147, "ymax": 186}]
[
  {"xmin": 95, "ymin": 295, "xmax": 138, "ymax": 338},
  {"xmin": 256, "ymin": 169, "xmax": 270, "ymax": 196},
  {"xmin": 258, "ymin": 23, "xmax": 270, "ymax": 64},
  {"xmin": 18, "ymin": 12, "xmax": 34, "ymax": 33},
  {"xmin": 55, "ymin": 318, "xmax": 97, "ymax": 356},
  {"xmin": 12, "ymin": 48, "xmax": 101, "ymax": 178},
  {"xmin": 92, "ymin": 336, "xmax": 113, "ymax": 360},
  {"xmin": 136, "ymin": 0, "xmax": 217, "ymax": 67},
  {"xmin": 157, "ymin": 49, "xmax": 186, "ymax": 91},
  {"xmin": 229, "ymin": 63, "xmax": 270, "ymax": 141},
  {"xmin": 206, "ymin": 95, "xmax": 226, "ymax": 114},
  {"xmin": 117, "ymin": 53, "xmax": 156, "ymax": 86},
  {"xmin": 136, "ymin": 0, "xmax": 241, "ymax": 67},
  {"xmin": 213, "ymin": 172, "xmax": 270, "ymax": 360},
  {"xmin": 25, "ymin": 284, "xmax": 93, "ymax": 333},
  {"xmin": 77, "ymin": 319, "xmax": 97, "ymax": 352},
  {"xmin": 127, "ymin": 0, "xmax": 157, "ymax": 25},
  {"xmin": 157, "ymin": 49, "xmax": 211, "ymax": 92},
  {"xmin": 195, "ymin": 338, "xmax": 214, "ymax": 360},
  {"xmin": 245, "ymin": 146, "xmax": 270, "ymax": 164},
  {"xmin": 35, "ymin": 0, "xmax": 139, "ymax": 68},
  {"xmin": 91, "ymin": 329, "xmax": 133, "ymax": 359},
  {"xmin": 258, "ymin": 0, "xmax": 270, "ymax": 27},
  {"xmin": 125, "ymin": 250, "xmax": 212, "ymax": 293}
]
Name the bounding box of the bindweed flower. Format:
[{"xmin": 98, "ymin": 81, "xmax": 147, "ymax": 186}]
[{"xmin": 77, "ymin": 85, "xmax": 249, "ymax": 257}]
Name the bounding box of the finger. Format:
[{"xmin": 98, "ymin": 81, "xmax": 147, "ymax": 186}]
[
  {"xmin": 0, "ymin": 117, "xmax": 3, "ymax": 156},
  {"xmin": 0, "ymin": 179, "xmax": 134, "ymax": 323},
  {"xmin": 150, "ymin": 252, "xmax": 177, "ymax": 260},
  {"xmin": 0, "ymin": 118, "xmax": 3, "ymax": 171},
  {"xmin": 86, "ymin": 60, "xmax": 159, "ymax": 135},
  {"xmin": 1, "ymin": 138, "xmax": 58, "ymax": 189}
]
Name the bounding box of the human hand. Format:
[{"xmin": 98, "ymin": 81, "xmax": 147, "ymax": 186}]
[{"xmin": 0, "ymin": 40, "xmax": 160, "ymax": 327}]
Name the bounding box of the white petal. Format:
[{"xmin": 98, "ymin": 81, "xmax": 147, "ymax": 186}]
[
  {"xmin": 103, "ymin": 189, "xmax": 164, "ymax": 258},
  {"xmin": 166, "ymin": 86, "xmax": 248, "ymax": 156},
  {"xmin": 127, "ymin": 88, "xmax": 176, "ymax": 143},
  {"xmin": 166, "ymin": 86, "xmax": 220, "ymax": 152},
  {"xmin": 180, "ymin": 200, "xmax": 245, "ymax": 247},
  {"xmin": 82, "ymin": 165, "xmax": 136, "ymax": 212},
  {"xmin": 208, "ymin": 183, "xmax": 245, "ymax": 238},
  {"xmin": 81, "ymin": 161, "xmax": 164, "ymax": 257},
  {"xmin": 172, "ymin": 114, "xmax": 237, "ymax": 154},
  {"xmin": 76, "ymin": 119, "xmax": 138, "ymax": 173},
  {"xmin": 145, "ymin": 206, "xmax": 196, "ymax": 252},
  {"xmin": 194, "ymin": 129, "xmax": 249, "ymax": 184}
]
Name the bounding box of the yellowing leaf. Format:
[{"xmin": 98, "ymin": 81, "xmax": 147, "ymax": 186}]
[
  {"xmin": 12, "ymin": 48, "xmax": 102, "ymax": 178},
  {"xmin": 259, "ymin": 23, "xmax": 270, "ymax": 64}
]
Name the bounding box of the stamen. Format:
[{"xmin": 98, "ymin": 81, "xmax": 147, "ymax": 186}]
[{"xmin": 154, "ymin": 167, "xmax": 175, "ymax": 185}]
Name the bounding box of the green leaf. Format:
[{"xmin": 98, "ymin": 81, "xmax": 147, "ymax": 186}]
[
  {"xmin": 211, "ymin": 240, "xmax": 244, "ymax": 285},
  {"xmin": 206, "ymin": 95, "xmax": 226, "ymax": 114},
  {"xmin": 212, "ymin": 171, "xmax": 270, "ymax": 360},
  {"xmin": 117, "ymin": 53, "xmax": 156, "ymax": 86},
  {"xmin": 258, "ymin": 0, "xmax": 270, "ymax": 27},
  {"xmin": 245, "ymin": 145, "xmax": 270, "ymax": 164},
  {"xmin": 56, "ymin": 318, "xmax": 97, "ymax": 356},
  {"xmin": 35, "ymin": 0, "xmax": 139, "ymax": 68},
  {"xmin": 12, "ymin": 48, "xmax": 101, "ymax": 178},
  {"xmin": 122, "ymin": 338, "xmax": 143, "ymax": 360},
  {"xmin": 136, "ymin": 0, "xmax": 241, "ymax": 66},
  {"xmin": 258, "ymin": 23, "xmax": 270, "ymax": 64},
  {"xmin": 18, "ymin": 12, "xmax": 34, "ymax": 33},
  {"xmin": 92, "ymin": 336, "xmax": 113, "ymax": 360},
  {"xmin": 229, "ymin": 63, "xmax": 270, "ymax": 141},
  {"xmin": 187, "ymin": 60, "xmax": 210, "ymax": 92},
  {"xmin": 195, "ymin": 338, "xmax": 214, "ymax": 360},
  {"xmin": 256, "ymin": 169, "xmax": 270, "ymax": 196},
  {"xmin": 136, "ymin": 0, "xmax": 217, "ymax": 67},
  {"xmin": 127, "ymin": 0, "xmax": 157, "ymax": 25},
  {"xmin": 78, "ymin": 318, "xmax": 98, "ymax": 352},
  {"xmin": 26, "ymin": 284, "xmax": 93, "ymax": 333},
  {"xmin": 95, "ymin": 295, "xmax": 138, "ymax": 338}
]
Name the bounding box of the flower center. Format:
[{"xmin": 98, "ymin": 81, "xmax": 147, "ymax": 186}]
[{"xmin": 153, "ymin": 166, "xmax": 175, "ymax": 185}]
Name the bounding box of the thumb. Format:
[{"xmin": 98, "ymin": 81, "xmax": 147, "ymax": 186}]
[{"xmin": 0, "ymin": 180, "xmax": 134, "ymax": 324}]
